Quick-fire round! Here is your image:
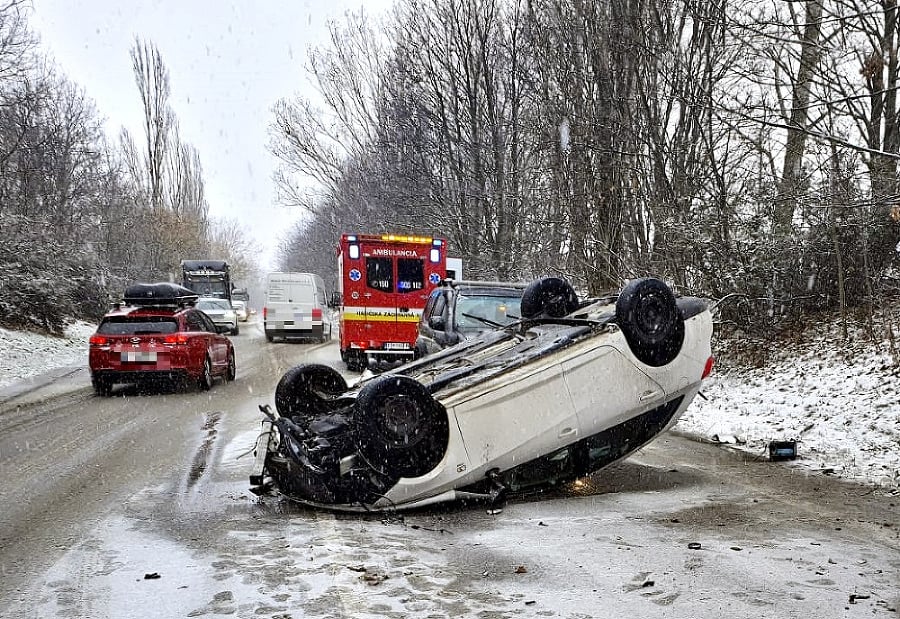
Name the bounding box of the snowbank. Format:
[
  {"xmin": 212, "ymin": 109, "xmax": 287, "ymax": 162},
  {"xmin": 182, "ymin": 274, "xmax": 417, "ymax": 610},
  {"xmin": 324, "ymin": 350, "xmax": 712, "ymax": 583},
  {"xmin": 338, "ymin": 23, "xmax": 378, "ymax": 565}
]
[{"xmin": 0, "ymin": 321, "xmax": 95, "ymax": 390}]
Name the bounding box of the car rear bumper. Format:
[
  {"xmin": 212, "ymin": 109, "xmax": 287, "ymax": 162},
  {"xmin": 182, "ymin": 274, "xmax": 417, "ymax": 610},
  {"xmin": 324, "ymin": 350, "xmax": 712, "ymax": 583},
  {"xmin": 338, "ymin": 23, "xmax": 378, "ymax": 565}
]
[{"xmin": 91, "ymin": 369, "xmax": 193, "ymax": 385}]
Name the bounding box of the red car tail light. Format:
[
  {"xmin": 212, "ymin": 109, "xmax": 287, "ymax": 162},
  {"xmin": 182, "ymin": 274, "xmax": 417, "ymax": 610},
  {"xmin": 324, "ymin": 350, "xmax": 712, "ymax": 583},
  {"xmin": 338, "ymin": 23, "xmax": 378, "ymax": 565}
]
[
  {"xmin": 163, "ymin": 334, "xmax": 189, "ymax": 345},
  {"xmin": 89, "ymin": 334, "xmax": 108, "ymax": 346},
  {"xmin": 263, "ymin": 306, "xmax": 267, "ymax": 319},
  {"xmin": 701, "ymin": 355, "xmax": 715, "ymax": 379},
  {"xmin": 312, "ymin": 308, "xmax": 323, "ymax": 320}
]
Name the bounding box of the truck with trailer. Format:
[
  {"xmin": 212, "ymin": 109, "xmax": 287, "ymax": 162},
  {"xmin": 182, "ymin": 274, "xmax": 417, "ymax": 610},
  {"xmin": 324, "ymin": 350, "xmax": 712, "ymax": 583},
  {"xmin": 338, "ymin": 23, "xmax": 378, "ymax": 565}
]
[
  {"xmin": 180, "ymin": 260, "xmax": 232, "ymax": 302},
  {"xmin": 337, "ymin": 233, "xmax": 447, "ymax": 371}
]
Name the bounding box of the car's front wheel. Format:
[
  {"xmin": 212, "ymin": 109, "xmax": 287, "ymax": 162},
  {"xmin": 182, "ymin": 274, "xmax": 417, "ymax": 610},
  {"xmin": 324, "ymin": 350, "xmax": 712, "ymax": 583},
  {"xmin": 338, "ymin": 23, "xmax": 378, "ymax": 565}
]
[
  {"xmin": 275, "ymin": 364, "xmax": 348, "ymax": 424},
  {"xmin": 198, "ymin": 356, "xmax": 214, "ymax": 391},
  {"xmin": 353, "ymin": 375, "xmax": 449, "ymax": 479}
]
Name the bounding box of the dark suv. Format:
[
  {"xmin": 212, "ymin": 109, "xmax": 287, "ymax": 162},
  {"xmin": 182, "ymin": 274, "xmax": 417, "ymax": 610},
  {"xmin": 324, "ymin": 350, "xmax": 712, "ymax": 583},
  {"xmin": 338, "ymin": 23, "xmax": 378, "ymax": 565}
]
[{"xmin": 416, "ymin": 280, "xmax": 527, "ymax": 356}]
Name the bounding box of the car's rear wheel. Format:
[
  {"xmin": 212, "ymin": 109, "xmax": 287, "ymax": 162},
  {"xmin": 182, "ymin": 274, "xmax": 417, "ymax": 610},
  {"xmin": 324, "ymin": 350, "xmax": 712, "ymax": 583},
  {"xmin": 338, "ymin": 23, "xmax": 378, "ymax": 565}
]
[
  {"xmin": 92, "ymin": 376, "xmax": 112, "ymax": 397},
  {"xmin": 615, "ymin": 278, "xmax": 685, "ymax": 366},
  {"xmin": 231, "ymin": 324, "xmax": 239, "ymax": 336},
  {"xmin": 225, "ymin": 350, "xmax": 236, "ymax": 381},
  {"xmin": 275, "ymin": 364, "xmax": 348, "ymax": 423},
  {"xmin": 198, "ymin": 356, "xmax": 214, "ymax": 390},
  {"xmin": 521, "ymin": 277, "xmax": 580, "ymax": 319},
  {"xmin": 353, "ymin": 375, "xmax": 449, "ymax": 479}
]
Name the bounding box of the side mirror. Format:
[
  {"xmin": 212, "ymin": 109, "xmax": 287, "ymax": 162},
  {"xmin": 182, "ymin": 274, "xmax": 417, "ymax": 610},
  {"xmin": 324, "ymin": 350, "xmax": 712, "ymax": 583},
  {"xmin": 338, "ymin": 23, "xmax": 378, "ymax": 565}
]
[{"xmin": 428, "ymin": 315, "xmax": 446, "ymax": 330}]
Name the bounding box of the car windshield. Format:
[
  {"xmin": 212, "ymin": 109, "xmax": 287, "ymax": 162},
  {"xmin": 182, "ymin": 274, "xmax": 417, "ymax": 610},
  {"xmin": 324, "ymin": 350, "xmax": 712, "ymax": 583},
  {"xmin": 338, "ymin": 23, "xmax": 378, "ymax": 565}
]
[
  {"xmin": 455, "ymin": 293, "xmax": 522, "ymax": 333},
  {"xmin": 97, "ymin": 317, "xmax": 178, "ymax": 335},
  {"xmin": 198, "ymin": 299, "xmax": 231, "ymax": 311}
]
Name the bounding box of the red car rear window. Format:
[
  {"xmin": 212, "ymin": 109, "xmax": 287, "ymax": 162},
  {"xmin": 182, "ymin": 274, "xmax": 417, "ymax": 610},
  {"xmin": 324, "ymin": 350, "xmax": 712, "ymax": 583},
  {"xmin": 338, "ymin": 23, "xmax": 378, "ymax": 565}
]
[{"xmin": 98, "ymin": 317, "xmax": 179, "ymax": 335}]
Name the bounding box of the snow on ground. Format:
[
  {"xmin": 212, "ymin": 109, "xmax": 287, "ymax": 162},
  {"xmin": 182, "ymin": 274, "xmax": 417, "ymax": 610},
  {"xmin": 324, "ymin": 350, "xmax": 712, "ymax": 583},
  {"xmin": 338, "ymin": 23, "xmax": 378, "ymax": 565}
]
[
  {"xmin": 0, "ymin": 321, "xmax": 96, "ymax": 390},
  {"xmin": 0, "ymin": 318, "xmax": 897, "ymax": 491}
]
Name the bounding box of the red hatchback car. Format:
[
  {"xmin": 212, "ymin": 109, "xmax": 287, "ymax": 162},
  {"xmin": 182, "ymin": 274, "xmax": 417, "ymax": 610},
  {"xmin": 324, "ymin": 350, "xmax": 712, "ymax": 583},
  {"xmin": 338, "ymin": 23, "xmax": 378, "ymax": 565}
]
[{"xmin": 88, "ymin": 283, "xmax": 236, "ymax": 396}]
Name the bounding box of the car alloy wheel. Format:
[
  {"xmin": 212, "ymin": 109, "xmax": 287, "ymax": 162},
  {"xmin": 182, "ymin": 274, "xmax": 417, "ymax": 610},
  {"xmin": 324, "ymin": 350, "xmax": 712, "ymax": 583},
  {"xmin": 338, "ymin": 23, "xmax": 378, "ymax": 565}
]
[{"xmin": 199, "ymin": 356, "xmax": 213, "ymax": 390}]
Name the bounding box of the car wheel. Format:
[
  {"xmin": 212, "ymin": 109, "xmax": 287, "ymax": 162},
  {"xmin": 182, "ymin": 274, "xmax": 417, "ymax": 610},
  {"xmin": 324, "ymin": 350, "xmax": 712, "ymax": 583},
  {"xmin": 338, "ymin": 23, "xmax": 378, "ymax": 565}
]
[
  {"xmin": 353, "ymin": 375, "xmax": 449, "ymax": 479},
  {"xmin": 275, "ymin": 364, "xmax": 348, "ymax": 423},
  {"xmin": 266, "ymin": 333, "xmax": 274, "ymax": 342},
  {"xmin": 198, "ymin": 356, "xmax": 214, "ymax": 390},
  {"xmin": 520, "ymin": 277, "xmax": 579, "ymax": 319},
  {"xmin": 231, "ymin": 324, "xmax": 239, "ymax": 335},
  {"xmin": 225, "ymin": 349, "xmax": 236, "ymax": 381},
  {"xmin": 344, "ymin": 351, "xmax": 363, "ymax": 372},
  {"xmin": 615, "ymin": 278, "xmax": 685, "ymax": 367},
  {"xmin": 92, "ymin": 376, "xmax": 112, "ymax": 397}
]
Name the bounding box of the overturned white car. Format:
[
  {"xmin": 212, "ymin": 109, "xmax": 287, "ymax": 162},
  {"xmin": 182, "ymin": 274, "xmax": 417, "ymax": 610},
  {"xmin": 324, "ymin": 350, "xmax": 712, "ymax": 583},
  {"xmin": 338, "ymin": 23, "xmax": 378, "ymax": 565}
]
[{"xmin": 250, "ymin": 277, "xmax": 714, "ymax": 511}]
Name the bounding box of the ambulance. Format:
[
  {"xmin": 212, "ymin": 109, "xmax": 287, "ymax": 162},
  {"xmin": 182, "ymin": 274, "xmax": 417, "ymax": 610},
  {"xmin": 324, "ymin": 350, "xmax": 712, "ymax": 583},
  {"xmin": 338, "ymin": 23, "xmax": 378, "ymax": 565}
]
[{"xmin": 337, "ymin": 233, "xmax": 447, "ymax": 370}]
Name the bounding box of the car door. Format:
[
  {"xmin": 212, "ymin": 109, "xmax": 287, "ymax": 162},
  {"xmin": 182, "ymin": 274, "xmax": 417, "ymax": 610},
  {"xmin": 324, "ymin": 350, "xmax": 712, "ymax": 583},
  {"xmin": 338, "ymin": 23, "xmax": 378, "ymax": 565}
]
[
  {"xmin": 198, "ymin": 310, "xmax": 226, "ymax": 367},
  {"xmin": 419, "ymin": 290, "xmax": 451, "ymax": 354},
  {"xmin": 186, "ymin": 310, "xmax": 218, "ymax": 367}
]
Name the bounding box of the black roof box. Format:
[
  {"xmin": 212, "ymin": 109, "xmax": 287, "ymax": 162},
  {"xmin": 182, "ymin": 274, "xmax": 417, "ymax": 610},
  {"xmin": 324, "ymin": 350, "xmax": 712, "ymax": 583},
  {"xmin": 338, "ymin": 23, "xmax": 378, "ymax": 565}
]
[{"xmin": 123, "ymin": 282, "xmax": 198, "ymax": 307}]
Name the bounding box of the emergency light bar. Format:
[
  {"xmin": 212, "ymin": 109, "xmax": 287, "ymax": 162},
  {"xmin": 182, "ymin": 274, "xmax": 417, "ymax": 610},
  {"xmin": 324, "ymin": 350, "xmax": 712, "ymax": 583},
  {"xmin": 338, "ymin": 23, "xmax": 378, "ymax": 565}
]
[{"xmin": 381, "ymin": 234, "xmax": 434, "ymax": 244}]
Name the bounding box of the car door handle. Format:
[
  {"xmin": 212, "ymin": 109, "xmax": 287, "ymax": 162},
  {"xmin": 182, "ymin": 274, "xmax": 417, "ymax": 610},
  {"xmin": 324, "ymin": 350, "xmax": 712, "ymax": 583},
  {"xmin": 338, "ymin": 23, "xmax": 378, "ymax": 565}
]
[
  {"xmin": 558, "ymin": 427, "xmax": 577, "ymax": 439},
  {"xmin": 639, "ymin": 389, "xmax": 661, "ymax": 402}
]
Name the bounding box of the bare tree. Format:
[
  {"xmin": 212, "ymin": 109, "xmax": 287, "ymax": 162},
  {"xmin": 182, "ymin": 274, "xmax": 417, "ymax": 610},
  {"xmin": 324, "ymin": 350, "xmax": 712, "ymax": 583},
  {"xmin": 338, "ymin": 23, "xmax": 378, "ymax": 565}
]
[{"xmin": 131, "ymin": 37, "xmax": 173, "ymax": 211}]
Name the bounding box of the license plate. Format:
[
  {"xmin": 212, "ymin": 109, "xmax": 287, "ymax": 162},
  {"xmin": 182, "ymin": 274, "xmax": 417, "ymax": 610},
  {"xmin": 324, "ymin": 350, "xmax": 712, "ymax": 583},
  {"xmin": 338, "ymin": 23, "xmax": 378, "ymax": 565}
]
[
  {"xmin": 121, "ymin": 351, "xmax": 157, "ymax": 362},
  {"xmin": 384, "ymin": 342, "xmax": 410, "ymax": 350}
]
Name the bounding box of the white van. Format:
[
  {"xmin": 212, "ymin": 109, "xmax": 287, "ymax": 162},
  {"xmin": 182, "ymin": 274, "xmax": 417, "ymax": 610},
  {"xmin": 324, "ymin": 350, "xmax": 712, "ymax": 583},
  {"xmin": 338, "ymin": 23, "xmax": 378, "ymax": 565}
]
[{"xmin": 264, "ymin": 272, "xmax": 333, "ymax": 342}]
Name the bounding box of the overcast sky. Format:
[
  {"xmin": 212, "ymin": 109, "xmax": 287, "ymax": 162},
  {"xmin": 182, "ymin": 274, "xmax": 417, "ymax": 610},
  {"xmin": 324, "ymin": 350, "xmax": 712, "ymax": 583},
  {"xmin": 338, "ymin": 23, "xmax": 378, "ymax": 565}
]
[{"xmin": 30, "ymin": 0, "xmax": 393, "ymax": 271}]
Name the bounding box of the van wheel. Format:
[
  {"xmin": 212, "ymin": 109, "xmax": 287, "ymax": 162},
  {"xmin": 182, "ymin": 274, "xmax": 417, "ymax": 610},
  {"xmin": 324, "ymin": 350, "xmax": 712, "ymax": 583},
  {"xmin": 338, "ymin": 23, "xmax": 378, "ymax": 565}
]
[
  {"xmin": 615, "ymin": 278, "xmax": 684, "ymax": 367},
  {"xmin": 353, "ymin": 376, "xmax": 449, "ymax": 478},
  {"xmin": 266, "ymin": 333, "xmax": 274, "ymax": 342},
  {"xmin": 275, "ymin": 364, "xmax": 349, "ymax": 423}
]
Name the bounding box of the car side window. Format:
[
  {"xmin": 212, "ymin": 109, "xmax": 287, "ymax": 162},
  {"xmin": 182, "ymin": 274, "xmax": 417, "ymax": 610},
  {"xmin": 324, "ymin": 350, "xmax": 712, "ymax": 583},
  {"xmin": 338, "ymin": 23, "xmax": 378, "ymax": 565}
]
[
  {"xmin": 432, "ymin": 294, "xmax": 448, "ymax": 328},
  {"xmin": 185, "ymin": 311, "xmax": 207, "ymax": 332},
  {"xmin": 422, "ymin": 293, "xmax": 438, "ymax": 321},
  {"xmin": 200, "ymin": 312, "xmax": 218, "ymax": 333}
]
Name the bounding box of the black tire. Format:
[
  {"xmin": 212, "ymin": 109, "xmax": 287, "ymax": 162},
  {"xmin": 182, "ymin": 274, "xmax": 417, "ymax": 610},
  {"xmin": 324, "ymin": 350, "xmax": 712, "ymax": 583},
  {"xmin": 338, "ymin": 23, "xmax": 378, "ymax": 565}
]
[
  {"xmin": 225, "ymin": 349, "xmax": 236, "ymax": 381},
  {"xmin": 266, "ymin": 333, "xmax": 274, "ymax": 342},
  {"xmin": 92, "ymin": 376, "xmax": 112, "ymax": 397},
  {"xmin": 353, "ymin": 375, "xmax": 449, "ymax": 479},
  {"xmin": 198, "ymin": 356, "xmax": 214, "ymax": 391},
  {"xmin": 344, "ymin": 351, "xmax": 364, "ymax": 372},
  {"xmin": 275, "ymin": 364, "xmax": 349, "ymax": 423},
  {"xmin": 231, "ymin": 325, "xmax": 240, "ymax": 336},
  {"xmin": 615, "ymin": 278, "xmax": 685, "ymax": 367},
  {"xmin": 520, "ymin": 277, "xmax": 579, "ymax": 319}
]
